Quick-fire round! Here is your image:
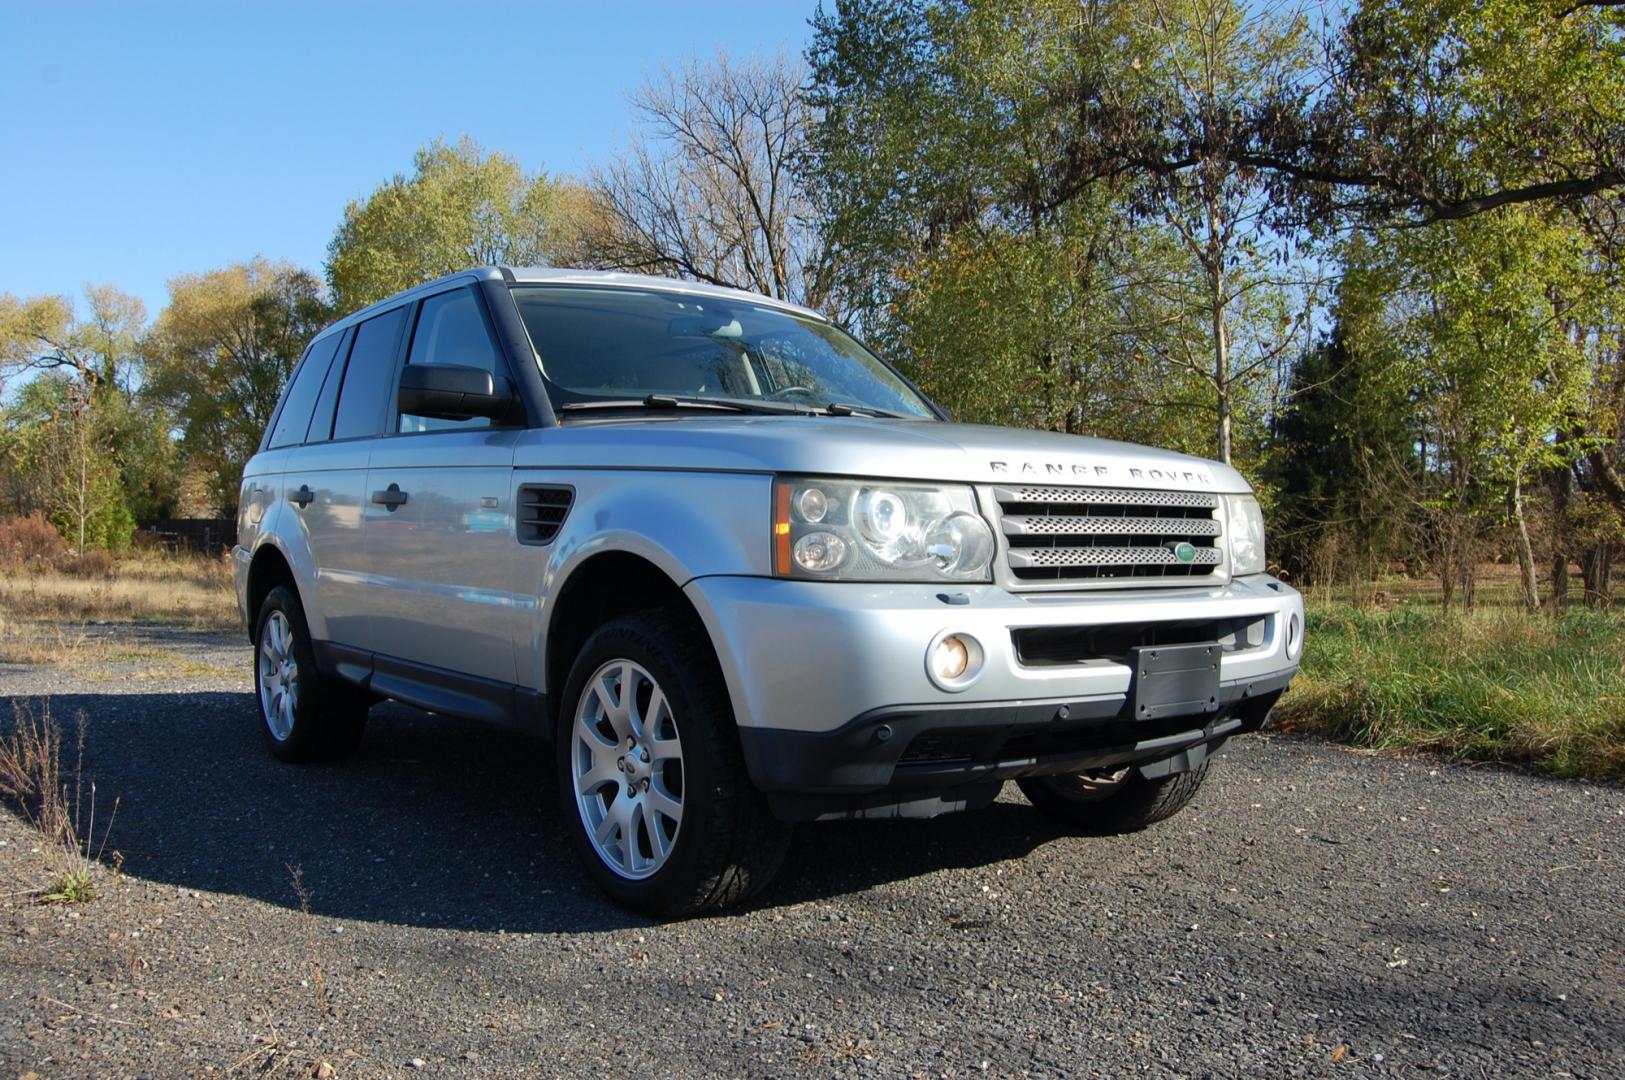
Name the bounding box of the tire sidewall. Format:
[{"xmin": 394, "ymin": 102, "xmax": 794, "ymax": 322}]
[{"xmin": 555, "ymin": 615, "xmax": 729, "ymax": 913}]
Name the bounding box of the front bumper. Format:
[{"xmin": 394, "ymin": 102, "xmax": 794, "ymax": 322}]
[{"xmin": 683, "ymin": 573, "xmax": 1302, "ymax": 813}]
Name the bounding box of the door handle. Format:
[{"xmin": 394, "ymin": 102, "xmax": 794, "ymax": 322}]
[
  {"xmin": 290, "ymin": 484, "xmax": 314, "ymax": 509},
  {"xmin": 371, "ymin": 483, "xmax": 408, "ymax": 510}
]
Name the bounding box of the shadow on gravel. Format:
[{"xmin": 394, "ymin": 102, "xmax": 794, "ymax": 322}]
[{"xmin": 0, "ymin": 690, "xmax": 1064, "ymax": 932}]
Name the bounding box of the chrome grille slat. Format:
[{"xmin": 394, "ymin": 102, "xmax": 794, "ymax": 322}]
[
  {"xmin": 1001, "ymin": 515, "xmax": 1222, "ymax": 538},
  {"xmin": 994, "ymin": 486, "xmax": 1219, "ymax": 509},
  {"xmin": 994, "ymin": 484, "xmax": 1224, "ymax": 585},
  {"xmin": 1006, "ymin": 545, "xmax": 1223, "ymax": 569}
]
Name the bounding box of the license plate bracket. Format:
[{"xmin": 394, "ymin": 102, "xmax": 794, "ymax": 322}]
[{"xmin": 1127, "ymin": 643, "xmax": 1221, "ymax": 721}]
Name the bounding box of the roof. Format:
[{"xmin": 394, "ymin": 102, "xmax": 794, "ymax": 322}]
[{"xmin": 313, "ymin": 266, "xmax": 826, "ymax": 343}]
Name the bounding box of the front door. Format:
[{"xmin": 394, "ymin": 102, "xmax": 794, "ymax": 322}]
[{"xmin": 363, "ymin": 285, "xmax": 523, "ymax": 686}]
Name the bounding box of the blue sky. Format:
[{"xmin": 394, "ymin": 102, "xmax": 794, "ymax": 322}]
[{"xmin": 1, "ymin": 1, "xmax": 817, "ymax": 321}]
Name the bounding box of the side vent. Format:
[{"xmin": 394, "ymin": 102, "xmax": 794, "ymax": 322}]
[{"xmin": 517, "ymin": 484, "xmax": 574, "ymax": 546}]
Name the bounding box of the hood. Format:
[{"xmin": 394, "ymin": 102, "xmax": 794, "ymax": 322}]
[{"xmin": 512, "ymin": 416, "xmax": 1250, "ymax": 493}]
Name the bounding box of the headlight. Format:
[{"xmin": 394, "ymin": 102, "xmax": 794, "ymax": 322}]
[
  {"xmin": 773, "ymin": 477, "xmax": 995, "ymax": 582},
  {"xmin": 1225, "ymin": 494, "xmax": 1266, "ymax": 575}
]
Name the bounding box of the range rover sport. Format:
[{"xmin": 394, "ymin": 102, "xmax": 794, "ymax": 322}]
[{"xmin": 234, "ymin": 267, "xmax": 1304, "ymax": 915}]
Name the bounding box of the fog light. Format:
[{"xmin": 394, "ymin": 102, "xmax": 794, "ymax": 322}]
[
  {"xmin": 925, "ymin": 631, "xmax": 984, "ymax": 691},
  {"xmin": 1285, "ymin": 611, "xmax": 1303, "ymax": 660},
  {"xmin": 932, "ymin": 635, "xmax": 969, "ymax": 680}
]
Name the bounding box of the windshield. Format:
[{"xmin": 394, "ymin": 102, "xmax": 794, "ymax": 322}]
[{"xmin": 510, "ymin": 285, "xmax": 937, "ymax": 418}]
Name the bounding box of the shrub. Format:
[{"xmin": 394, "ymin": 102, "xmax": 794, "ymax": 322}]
[
  {"xmin": 0, "ymin": 513, "xmax": 68, "ymax": 569},
  {"xmin": 56, "ymin": 549, "xmax": 117, "ymax": 578}
]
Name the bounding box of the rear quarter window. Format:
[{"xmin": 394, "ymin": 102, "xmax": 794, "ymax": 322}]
[
  {"xmin": 332, "ymin": 306, "xmax": 408, "ymax": 441},
  {"xmin": 266, "ymin": 334, "xmax": 343, "ymax": 449}
]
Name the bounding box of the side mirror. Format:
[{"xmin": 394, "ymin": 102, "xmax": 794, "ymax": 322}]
[{"xmin": 398, "ymin": 364, "xmax": 517, "ymax": 423}]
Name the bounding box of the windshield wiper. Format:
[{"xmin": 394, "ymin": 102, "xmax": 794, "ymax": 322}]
[
  {"xmin": 558, "ymin": 394, "xmax": 810, "ymax": 416},
  {"xmin": 824, "ymin": 402, "xmax": 910, "ymax": 418}
]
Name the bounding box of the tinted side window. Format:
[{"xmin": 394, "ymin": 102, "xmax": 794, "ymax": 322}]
[
  {"xmin": 332, "ymin": 307, "xmax": 407, "ymax": 441},
  {"xmin": 267, "ymin": 334, "xmax": 342, "ymax": 449},
  {"xmin": 399, "ymin": 287, "xmax": 502, "ymax": 433},
  {"xmin": 303, "ymin": 327, "xmax": 353, "ymax": 444}
]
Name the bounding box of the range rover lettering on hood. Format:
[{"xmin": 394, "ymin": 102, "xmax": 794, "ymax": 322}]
[{"xmin": 989, "ymin": 460, "xmax": 1216, "ymax": 487}]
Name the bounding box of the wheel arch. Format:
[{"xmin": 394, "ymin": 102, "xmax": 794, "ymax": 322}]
[
  {"xmin": 245, "ymin": 539, "xmax": 303, "ymax": 639},
  {"xmin": 543, "ymin": 549, "xmax": 711, "ymax": 733}
]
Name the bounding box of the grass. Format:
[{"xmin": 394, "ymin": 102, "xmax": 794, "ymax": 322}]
[
  {"xmin": 0, "ymin": 700, "xmax": 121, "ymax": 904},
  {"xmin": 0, "ymin": 549, "xmax": 238, "ymax": 627},
  {"xmin": 1278, "ymin": 602, "xmax": 1625, "ymax": 781},
  {"xmin": 0, "ymin": 548, "xmax": 239, "ymax": 670}
]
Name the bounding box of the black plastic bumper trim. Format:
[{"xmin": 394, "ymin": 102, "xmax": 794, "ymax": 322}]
[{"xmin": 739, "ymin": 669, "xmax": 1295, "ymax": 797}]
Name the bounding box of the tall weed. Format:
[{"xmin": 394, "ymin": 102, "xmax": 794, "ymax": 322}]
[{"xmin": 1279, "ymin": 604, "xmax": 1625, "ymax": 780}]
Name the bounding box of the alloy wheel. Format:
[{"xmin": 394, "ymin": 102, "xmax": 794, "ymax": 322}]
[
  {"xmin": 570, "ymin": 659, "xmax": 685, "ymax": 880},
  {"xmin": 257, "ymin": 609, "xmax": 299, "ymax": 742}
]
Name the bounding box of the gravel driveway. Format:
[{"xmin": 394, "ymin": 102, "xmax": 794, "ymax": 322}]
[{"xmin": 1, "ymin": 626, "xmax": 1621, "ymax": 1078}]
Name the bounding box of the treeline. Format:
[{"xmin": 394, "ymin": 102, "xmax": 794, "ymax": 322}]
[{"xmin": 2, "ymin": 0, "xmax": 1622, "ymax": 609}]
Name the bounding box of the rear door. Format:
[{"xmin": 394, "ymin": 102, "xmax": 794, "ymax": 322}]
[
  {"xmin": 282, "ymin": 306, "xmax": 409, "ymax": 651},
  {"xmin": 363, "ymin": 285, "xmax": 523, "ymax": 685}
]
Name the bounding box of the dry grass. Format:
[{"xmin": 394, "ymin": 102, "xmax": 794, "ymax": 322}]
[
  {"xmin": 0, "ymin": 549, "xmax": 238, "ymax": 627},
  {"xmin": 0, "ymin": 699, "xmax": 120, "ymax": 903},
  {"xmin": 0, "ymin": 549, "xmax": 239, "ymax": 671}
]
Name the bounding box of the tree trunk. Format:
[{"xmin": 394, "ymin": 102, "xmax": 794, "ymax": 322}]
[
  {"xmin": 76, "ymin": 401, "xmax": 89, "ymax": 557},
  {"xmin": 1551, "ymin": 552, "xmax": 1571, "ymax": 610},
  {"xmin": 1549, "ymin": 459, "xmax": 1573, "ymax": 610},
  {"xmin": 1207, "ymin": 203, "xmax": 1231, "ymax": 466},
  {"xmin": 1508, "ymin": 473, "xmax": 1541, "ymax": 612},
  {"xmin": 1582, "ymin": 543, "xmax": 1615, "ymax": 609}
]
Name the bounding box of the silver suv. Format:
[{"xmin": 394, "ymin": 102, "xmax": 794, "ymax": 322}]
[{"xmin": 234, "ymin": 267, "xmax": 1304, "ymax": 914}]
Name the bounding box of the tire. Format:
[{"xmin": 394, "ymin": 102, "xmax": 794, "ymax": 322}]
[
  {"xmin": 555, "ymin": 610, "xmax": 791, "ymax": 916},
  {"xmin": 253, "ymin": 585, "xmax": 368, "ymax": 763},
  {"xmin": 1017, "ymin": 761, "xmax": 1211, "ymax": 834}
]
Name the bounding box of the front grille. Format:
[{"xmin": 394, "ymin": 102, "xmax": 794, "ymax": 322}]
[
  {"xmin": 995, "ymin": 485, "xmax": 1222, "ymax": 584},
  {"xmin": 517, "ymin": 484, "xmax": 574, "ymax": 545}
]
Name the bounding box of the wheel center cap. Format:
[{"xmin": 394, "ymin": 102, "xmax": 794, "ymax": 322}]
[{"xmin": 624, "ymin": 747, "xmax": 652, "ymax": 785}]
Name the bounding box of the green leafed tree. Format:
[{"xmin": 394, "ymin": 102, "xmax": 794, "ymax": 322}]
[
  {"xmin": 146, "ymin": 259, "xmax": 332, "ymax": 515},
  {"xmin": 326, "ymin": 136, "xmax": 596, "ymax": 313},
  {"xmin": 0, "ymin": 285, "xmax": 154, "ymax": 550},
  {"xmin": 0, "ymin": 374, "xmax": 136, "ymax": 552},
  {"xmin": 1338, "ymin": 209, "xmax": 1602, "ymax": 608},
  {"xmin": 805, "ymin": 0, "xmax": 1320, "ymax": 466}
]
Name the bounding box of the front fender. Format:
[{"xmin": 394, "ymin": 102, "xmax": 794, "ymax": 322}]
[{"xmin": 515, "ymin": 469, "xmax": 773, "ymax": 691}]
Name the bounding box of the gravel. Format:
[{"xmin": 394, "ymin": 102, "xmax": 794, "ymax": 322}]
[{"xmin": 2, "ymin": 626, "xmax": 1622, "ymax": 1078}]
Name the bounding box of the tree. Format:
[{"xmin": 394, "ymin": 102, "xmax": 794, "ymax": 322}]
[
  {"xmin": 1104, "ymin": 0, "xmax": 1324, "ymax": 464},
  {"xmin": 0, "ymin": 285, "xmax": 150, "ymax": 550},
  {"xmin": 1003, "ymin": 0, "xmax": 1625, "ymax": 227},
  {"xmin": 805, "ymin": 0, "xmax": 1319, "ymax": 463},
  {"xmin": 0, "ymin": 375, "xmax": 135, "ymax": 552},
  {"xmin": 1340, "ymin": 209, "xmax": 1600, "ymax": 609},
  {"xmin": 147, "ymin": 259, "xmax": 331, "ymax": 514},
  {"xmin": 326, "ymin": 136, "xmax": 591, "ymax": 313},
  {"xmin": 587, "ymin": 53, "xmax": 839, "ymax": 313},
  {"xmin": 1268, "ymin": 316, "xmax": 1418, "ymax": 587},
  {"xmin": 1263, "ymin": 0, "xmax": 1625, "ymax": 225},
  {"xmin": 0, "ymin": 284, "xmax": 145, "ymax": 398}
]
